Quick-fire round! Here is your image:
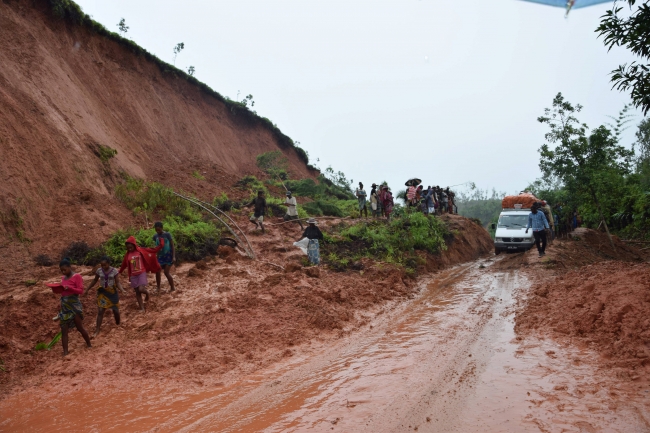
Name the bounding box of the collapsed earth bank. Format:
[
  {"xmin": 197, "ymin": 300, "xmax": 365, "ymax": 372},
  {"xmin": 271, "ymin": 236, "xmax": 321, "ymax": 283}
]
[
  {"xmin": 0, "ymin": 214, "xmax": 493, "ymax": 397},
  {"xmin": 514, "ymin": 228, "xmax": 650, "ymax": 381},
  {"xmin": 0, "ymin": 0, "xmax": 312, "ymax": 248}
]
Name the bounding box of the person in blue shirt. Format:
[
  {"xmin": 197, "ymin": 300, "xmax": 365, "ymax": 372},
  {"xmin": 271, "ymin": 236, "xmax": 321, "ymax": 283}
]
[
  {"xmin": 525, "ymin": 204, "xmax": 550, "ymax": 257},
  {"xmin": 153, "ymin": 221, "xmax": 176, "ymax": 293}
]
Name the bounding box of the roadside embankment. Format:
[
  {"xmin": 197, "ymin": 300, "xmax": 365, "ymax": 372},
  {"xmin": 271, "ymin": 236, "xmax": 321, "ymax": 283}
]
[{"xmin": 514, "ymin": 228, "xmax": 650, "ymax": 379}]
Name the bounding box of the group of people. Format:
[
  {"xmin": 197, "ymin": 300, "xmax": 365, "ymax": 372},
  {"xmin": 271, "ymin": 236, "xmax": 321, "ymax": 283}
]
[
  {"xmin": 355, "ymin": 182, "xmax": 457, "ymax": 220},
  {"xmin": 52, "ymin": 222, "xmax": 176, "ymax": 356}
]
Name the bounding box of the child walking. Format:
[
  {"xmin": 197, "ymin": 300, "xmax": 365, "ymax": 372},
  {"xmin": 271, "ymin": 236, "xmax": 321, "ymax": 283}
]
[
  {"xmin": 85, "ymin": 256, "xmax": 125, "ymax": 337},
  {"xmin": 153, "ymin": 221, "xmax": 176, "ymax": 293},
  {"xmin": 118, "ymin": 236, "xmax": 164, "ymax": 312},
  {"xmin": 56, "ymin": 258, "xmax": 91, "ymax": 356}
]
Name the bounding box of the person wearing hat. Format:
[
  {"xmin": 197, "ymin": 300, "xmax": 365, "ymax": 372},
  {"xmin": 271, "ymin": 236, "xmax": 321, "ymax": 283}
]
[
  {"xmin": 300, "ymin": 218, "xmax": 323, "ymax": 265},
  {"xmin": 284, "ymin": 191, "xmax": 304, "ymax": 230},
  {"xmin": 355, "ymin": 182, "xmax": 368, "ymax": 219}
]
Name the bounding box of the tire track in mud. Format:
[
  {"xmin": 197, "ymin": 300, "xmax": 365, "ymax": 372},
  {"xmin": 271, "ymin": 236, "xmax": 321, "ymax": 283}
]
[{"xmin": 154, "ymin": 261, "xmax": 511, "ymax": 432}]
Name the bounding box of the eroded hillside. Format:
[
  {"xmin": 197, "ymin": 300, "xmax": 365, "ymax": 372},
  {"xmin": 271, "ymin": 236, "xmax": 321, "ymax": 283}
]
[{"xmin": 0, "ymin": 0, "xmax": 312, "ymax": 249}]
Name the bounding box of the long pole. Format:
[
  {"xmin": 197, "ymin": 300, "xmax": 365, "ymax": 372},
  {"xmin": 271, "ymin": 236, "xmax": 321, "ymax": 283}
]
[{"xmin": 172, "ymin": 192, "xmax": 256, "ymax": 259}]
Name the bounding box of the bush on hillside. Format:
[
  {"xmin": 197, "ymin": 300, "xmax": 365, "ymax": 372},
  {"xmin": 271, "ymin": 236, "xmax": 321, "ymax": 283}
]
[{"xmin": 322, "ymin": 213, "xmax": 448, "ymax": 272}]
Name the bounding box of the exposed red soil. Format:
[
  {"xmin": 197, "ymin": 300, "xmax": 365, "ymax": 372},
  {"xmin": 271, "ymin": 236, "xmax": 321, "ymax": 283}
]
[
  {"xmin": 514, "ymin": 228, "xmax": 650, "ymax": 380},
  {"xmin": 425, "ymin": 215, "xmax": 494, "ymax": 271},
  {"xmin": 0, "ymin": 0, "xmax": 312, "ymax": 250},
  {"xmin": 0, "ymin": 213, "xmax": 492, "ymax": 398}
]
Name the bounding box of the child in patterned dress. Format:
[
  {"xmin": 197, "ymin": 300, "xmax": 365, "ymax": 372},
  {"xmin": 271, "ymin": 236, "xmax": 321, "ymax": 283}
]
[{"xmin": 85, "ymin": 256, "xmax": 126, "ymax": 337}]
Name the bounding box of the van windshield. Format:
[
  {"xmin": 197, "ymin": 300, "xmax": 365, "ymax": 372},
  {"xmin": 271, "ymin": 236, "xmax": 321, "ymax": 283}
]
[{"xmin": 498, "ymin": 214, "xmax": 528, "ymax": 228}]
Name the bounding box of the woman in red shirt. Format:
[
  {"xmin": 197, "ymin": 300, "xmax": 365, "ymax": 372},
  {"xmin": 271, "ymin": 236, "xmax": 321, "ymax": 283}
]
[{"xmin": 57, "ymin": 258, "xmax": 91, "ymax": 356}]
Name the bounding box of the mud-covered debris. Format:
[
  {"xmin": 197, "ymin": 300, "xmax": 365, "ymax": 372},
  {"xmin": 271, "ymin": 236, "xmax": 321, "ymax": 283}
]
[
  {"xmin": 285, "ymin": 263, "xmax": 302, "ymax": 273},
  {"xmin": 305, "ymin": 267, "xmax": 321, "ymax": 278}
]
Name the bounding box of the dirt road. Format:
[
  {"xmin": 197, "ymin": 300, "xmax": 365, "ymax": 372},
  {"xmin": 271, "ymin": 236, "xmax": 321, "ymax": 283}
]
[{"xmin": 2, "ymin": 258, "xmax": 648, "ymax": 432}]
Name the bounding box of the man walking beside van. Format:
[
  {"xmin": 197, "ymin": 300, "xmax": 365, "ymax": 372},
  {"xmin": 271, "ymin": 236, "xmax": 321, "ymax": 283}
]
[{"xmin": 525, "ymin": 203, "xmax": 550, "ymax": 258}]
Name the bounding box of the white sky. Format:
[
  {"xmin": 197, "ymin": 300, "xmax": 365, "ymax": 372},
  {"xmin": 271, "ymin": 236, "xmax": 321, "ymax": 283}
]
[{"xmin": 75, "ymin": 0, "xmax": 642, "ymax": 195}]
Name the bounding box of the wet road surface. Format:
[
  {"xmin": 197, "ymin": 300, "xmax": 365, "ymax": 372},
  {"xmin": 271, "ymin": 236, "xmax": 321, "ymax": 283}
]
[{"xmin": 2, "ymin": 259, "xmax": 649, "ymax": 432}]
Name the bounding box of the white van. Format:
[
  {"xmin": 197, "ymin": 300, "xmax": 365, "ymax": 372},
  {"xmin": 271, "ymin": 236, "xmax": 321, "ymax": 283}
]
[{"xmin": 492, "ymin": 208, "xmax": 535, "ymax": 255}]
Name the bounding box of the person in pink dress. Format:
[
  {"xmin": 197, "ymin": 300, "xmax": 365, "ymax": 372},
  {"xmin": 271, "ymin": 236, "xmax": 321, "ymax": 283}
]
[{"xmin": 57, "ymin": 258, "xmax": 91, "ymax": 356}]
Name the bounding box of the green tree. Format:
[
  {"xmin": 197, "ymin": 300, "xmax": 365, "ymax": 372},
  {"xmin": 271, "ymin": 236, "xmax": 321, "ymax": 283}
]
[
  {"xmin": 117, "ymin": 18, "xmax": 129, "ymax": 34},
  {"xmin": 635, "ymin": 117, "xmax": 650, "ymax": 187},
  {"xmin": 187, "ymin": 66, "xmax": 195, "ymax": 76},
  {"xmin": 597, "ymin": 0, "xmax": 650, "ymax": 114},
  {"xmin": 173, "ymin": 42, "xmax": 185, "ymax": 66},
  {"xmin": 538, "ymin": 93, "xmax": 634, "ymax": 247}
]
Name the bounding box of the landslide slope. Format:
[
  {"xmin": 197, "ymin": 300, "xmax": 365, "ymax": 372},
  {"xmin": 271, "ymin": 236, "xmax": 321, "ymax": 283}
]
[{"xmin": 0, "ymin": 0, "xmax": 311, "ymax": 248}]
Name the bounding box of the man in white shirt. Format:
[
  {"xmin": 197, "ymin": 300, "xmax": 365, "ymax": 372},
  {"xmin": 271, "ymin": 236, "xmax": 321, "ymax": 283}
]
[{"xmin": 284, "ymin": 191, "xmax": 304, "ymax": 230}]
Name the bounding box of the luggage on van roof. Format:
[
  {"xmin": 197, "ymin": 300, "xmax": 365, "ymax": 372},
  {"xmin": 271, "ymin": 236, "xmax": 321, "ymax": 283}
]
[{"xmin": 502, "ymin": 193, "xmax": 539, "ymax": 210}]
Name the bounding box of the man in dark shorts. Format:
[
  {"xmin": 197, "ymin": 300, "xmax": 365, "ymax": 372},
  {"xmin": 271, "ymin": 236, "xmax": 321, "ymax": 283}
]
[{"xmin": 248, "ymin": 190, "xmax": 267, "ymax": 233}]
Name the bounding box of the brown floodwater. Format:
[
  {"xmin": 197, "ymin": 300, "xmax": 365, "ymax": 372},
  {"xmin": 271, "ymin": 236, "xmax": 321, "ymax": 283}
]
[{"xmin": 2, "ymin": 260, "xmax": 649, "ymax": 432}]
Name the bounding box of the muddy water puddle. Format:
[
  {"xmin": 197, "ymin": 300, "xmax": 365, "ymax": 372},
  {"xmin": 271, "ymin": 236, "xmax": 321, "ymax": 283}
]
[{"xmin": 2, "ymin": 261, "xmax": 649, "ymax": 432}]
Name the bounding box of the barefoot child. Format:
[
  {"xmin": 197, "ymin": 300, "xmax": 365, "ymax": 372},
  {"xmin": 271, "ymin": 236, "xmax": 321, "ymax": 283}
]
[
  {"xmin": 118, "ymin": 236, "xmax": 164, "ymax": 312},
  {"xmin": 84, "ymin": 256, "xmax": 126, "ymax": 337},
  {"xmin": 56, "ymin": 258, "xmax": 92, "ymax": 356},
  {"xmin": 153, "ymin": 221, "xmax": 176, "ymax": 293}
]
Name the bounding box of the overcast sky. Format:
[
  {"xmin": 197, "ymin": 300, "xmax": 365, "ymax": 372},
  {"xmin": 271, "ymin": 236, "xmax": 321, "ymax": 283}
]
[{"xmin": 75, "ymin": 0, "xmax": 642, "ymax": 195}]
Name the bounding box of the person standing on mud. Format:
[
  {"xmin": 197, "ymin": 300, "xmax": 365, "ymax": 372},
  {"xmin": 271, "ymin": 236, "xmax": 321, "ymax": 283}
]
[
  {"xmin": 84, "ymin": 256, "xmax": 126, "ymax": 337},
  {"xmin": 525, "ymin": 204, "xmax": 550, "ymax": 258},
  {"xmin": 154, "ymin": 221, "xmax": 176, "ymax": 293},
  {"xmin": 55, "ymin": 258, "xmax": 92, "ymax": 356},
  {"xmin": 247, "ymin": 190, "xmax": 267, "ymax": 234},
  {"xmin": 119, "ymin": 236, "xmax": 164, "ymax": 312},
  {"xmin": 300, "ymin": 218, "xmax": 324, "ymax": 265},
  {"xmin": 284, "ymin": 191, "xmax": 304, "ymax": 230},
  {"xmin": 355, "ymin": 182, "xmax": 368, "ymax": 219}
]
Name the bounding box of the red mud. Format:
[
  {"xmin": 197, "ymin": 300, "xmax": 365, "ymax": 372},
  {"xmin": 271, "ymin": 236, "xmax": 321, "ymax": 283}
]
[
  {"xmin": 0, "ymin": 214, "xmax": 492, "ymax": 398},
  {"xmin": 515, "ymin": 228, "xmax": 650, "ymax": 378},
  {"xmin": 517, "ymin": 261, "xmax": 650, "ymax": 370}
]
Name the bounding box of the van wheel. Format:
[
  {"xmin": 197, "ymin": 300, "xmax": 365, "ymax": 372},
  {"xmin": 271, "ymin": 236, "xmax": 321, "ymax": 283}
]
[{"xmin": 495, "ymin": 248, "xmax": 501, "ymax": 255}]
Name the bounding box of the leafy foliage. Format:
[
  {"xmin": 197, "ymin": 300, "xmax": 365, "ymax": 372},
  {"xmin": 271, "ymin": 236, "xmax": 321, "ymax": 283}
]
[
  {"xmin": 34, "ymin": 332, "xmax": 62, "ymax": 351},
  {"xmin": 100, "ymin": 178, "xmax": 222, "ymax": 264},
  {"xmin": 597, "ymin": 0, "xmax": 650, "ymax": 114},
  {"xmin": 117, "ymin": 18, "xmax": 128, "ymax": 34},
  {"xmin": 173, "ymin": 42, "xmax": 184, "ymax": 65},
  {"xmin": 87, "ymin": 218, "xmax": 221, "ymax": 265},
  {"xmin": 323, "ymin": 213, "xmax": 448, "ymax": 272},
  {"xmin": 531, "ymin": 94, "xmax": 650, "ymax": 240},
  {"xmin": 256, "ymin": 150, "xmax": 289, "ymax": 180},
  {"xmin": 635, "ymin": 117, "xmax": 650, "ymax": 188}
]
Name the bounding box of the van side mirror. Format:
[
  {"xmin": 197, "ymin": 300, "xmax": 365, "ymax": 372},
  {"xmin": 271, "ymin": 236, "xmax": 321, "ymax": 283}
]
[{"xmin": 491, "ymin": 223, "xmax": 496, "ymax": 230}]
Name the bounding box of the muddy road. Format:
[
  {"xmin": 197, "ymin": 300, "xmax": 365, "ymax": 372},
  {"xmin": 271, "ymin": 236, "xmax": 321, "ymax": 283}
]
[{"xmin": 2, "ymin": 258, "xmax": 649, "ymax": 432}]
